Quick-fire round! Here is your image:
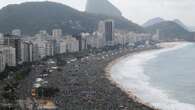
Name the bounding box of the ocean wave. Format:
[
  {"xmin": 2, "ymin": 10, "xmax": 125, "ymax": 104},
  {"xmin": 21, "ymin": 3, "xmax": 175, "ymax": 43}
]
[{"xmin": 110, "ymin": 42, "xmax": 195, "ymax": 110}]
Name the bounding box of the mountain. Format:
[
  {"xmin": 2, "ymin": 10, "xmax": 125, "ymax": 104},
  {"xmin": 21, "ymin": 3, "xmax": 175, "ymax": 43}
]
[
  {"xmin": 173, "ymin": 19, "xmax": 189, "ymax": 31},
  {"xmin": 145, "ymin": 21, "xmax": 194, "ymax": 41},
  {"xmin": 0, "ymin": 2, "xmax": 143, "ymax": 35},
  {"xmin": 85, "ymin": 0, "xmax": 122, "ymax": 17},
  {"xmin": 142, "ymin": 17, "xmax": 165, "ymax": 27}
]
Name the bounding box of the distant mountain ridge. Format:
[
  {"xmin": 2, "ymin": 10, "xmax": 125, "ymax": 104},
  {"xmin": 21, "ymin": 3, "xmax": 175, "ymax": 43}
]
[
  {"xmin": 86, "ymin": 0, "xmax": 122, "ymax": 17},
  {"xmin": 173, "ymin": 19, "xmax": 189, "ymax": 31},
  {"xmin": 0, "ymin": 2, "xmax": 144, "ymax": 35},
  {"xmin": 145, "ymin": 21, "xmax": 194, "ymax": 41},
  {"xmin": 143, "ymin": 17, "xmax": 192, "ymax": 31},
  {"xmin": 143, "ymin": 18, "xmax": 194, "ymax": 40}
]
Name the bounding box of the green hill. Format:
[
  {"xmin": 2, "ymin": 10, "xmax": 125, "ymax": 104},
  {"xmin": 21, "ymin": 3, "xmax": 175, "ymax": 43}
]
[{"xmin": 0, "ymin": 1, "xmax": 144, "ymax": 35}]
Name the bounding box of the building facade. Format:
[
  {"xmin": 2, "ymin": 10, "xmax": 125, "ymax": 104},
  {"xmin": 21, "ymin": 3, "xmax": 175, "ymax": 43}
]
[
  {"xmin": 0, "ymin": 46, "xmax": 16, "ymax": 72},
  {"xmin": 105, "ymin": 20, "xmax": 114, "ymax": 45},
  {"xmin": 3, "ymin": 36, "xmax": 23, "ymax": 64},
  {"xmin": 52, "ymin": 29, "xmax": 62, "ymax": 40},
  {"xmin": 0, "ymin": 51, "xmax": 6, "ymax": 72}
]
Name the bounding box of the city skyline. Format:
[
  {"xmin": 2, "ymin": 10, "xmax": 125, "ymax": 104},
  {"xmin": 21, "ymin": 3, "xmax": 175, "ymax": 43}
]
[{"xmin": 0, "ymin": 0, "xmax": 194, "ymax": 26}]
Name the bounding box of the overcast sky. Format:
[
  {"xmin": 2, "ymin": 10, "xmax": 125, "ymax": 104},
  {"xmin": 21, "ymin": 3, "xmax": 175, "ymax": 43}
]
[{"xmin": 0, "ymin": 0, "xmax": 195, "ymax": 26}]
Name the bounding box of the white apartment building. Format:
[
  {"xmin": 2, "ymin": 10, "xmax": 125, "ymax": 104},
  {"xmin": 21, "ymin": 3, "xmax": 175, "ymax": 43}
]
[
  {"xmin": 58, "ymin": 41, "xmax": 67, "ymax": 54},
  {"xmin": 0, "ymin": 46, "xmax": 16, "ymax": 72},
  {"xmin": 45, "ymin": 41, "xmax": 54, "ymax": 56},
  {"xmin": 35, "ymin": 30, "xmax": 50, "ymax": 40},
  {"xmin": 0, "ymin": 33, "xmax": 3, "ymax": 44},
  {"xmin": 152, "ymin": 30, "xmax": 160, "ymax": 41},
  {"xmin": 22, "ymin": 42, "xmax": 33, "ymax": 62},
  {"xmin": 33, "ymin": 40, "xmax": 47, "ymax": 59},
  {"xmin": 32, "ymin": 43, "xmax": 40, "ymax": 61},
  {"xmin": 0, "ymin": 51, "xmax": 6, "ymax": 72},
  {"xmin": 112, "ymin": 29, "xmax": 158, "ymax": 47},
  {"xmin": 0, "ymin": 33, "xmax": 3, "ymax": 37},
  {"xmin": 64, "ymin": 36, "xmax": 79, "ymax": 53},
  {"xmin": 81, "ymin": 32, "xmax": 105, "ymax": 49},
  {"xmin": 52, "ymin": 29, "xmax": 62, "ymax": 40},
  {"xmin": 3, "ymin": 46, "xmax": 16, "ymax": 67}
]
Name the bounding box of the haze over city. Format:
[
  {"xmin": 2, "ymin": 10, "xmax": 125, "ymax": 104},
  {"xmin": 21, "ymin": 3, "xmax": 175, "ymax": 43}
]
[{"xmin": 0, "ymin": 0, "xmax": 195, "ymax": 26}]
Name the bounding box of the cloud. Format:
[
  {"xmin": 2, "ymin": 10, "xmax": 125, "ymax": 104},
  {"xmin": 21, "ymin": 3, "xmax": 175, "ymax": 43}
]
[{"xmin": 109, "ymin": 0, "xmax": 195, "ymax": 26}]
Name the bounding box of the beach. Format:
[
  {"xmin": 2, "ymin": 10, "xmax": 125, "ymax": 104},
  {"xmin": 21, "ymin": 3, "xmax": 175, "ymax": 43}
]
[
  {"xmin": 49, "ymin": 47, "xmax": 158, "ymax": 110},
  {"xmin": 17, "ymin": 42, "xmax": 191, "ymax": 110},
  {"xmin": 15, "ymin": 46, "xmax": 159, "ymax": 110},
  {"xmin": 106, "ymin": 42, "xmax": 195, "ymax": 110}
]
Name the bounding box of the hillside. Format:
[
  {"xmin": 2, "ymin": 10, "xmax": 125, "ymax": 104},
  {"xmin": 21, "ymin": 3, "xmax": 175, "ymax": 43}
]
[
  {"xmin": 86, "ymin": 0, "xmax": 122, "ymax": 17},
  {"xmin": 145, "ymin": 21, "xmax": 193, "ymax": 41},
  {"xmin": 142, "ymin": 17, "xmax": 165, "ymax": 27},
  {"xmin": 173, "ymin": 19, "xmax": 189, "ymax": 31},
  {"xmin": 0, "ymin": 2, "xmax": 144, "ymax": 35}
]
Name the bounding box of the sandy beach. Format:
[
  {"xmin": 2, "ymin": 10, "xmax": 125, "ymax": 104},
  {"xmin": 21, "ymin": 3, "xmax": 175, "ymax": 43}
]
[
  {"xmin": 16, "ymin": 46, "xmax": 159, "ymax": 110},
  {"xmin": 105, "ymin": 42, "xmax": 189, "ymax": 110},
  {"xmin": 51, "ymin": 47, "xmax": 161, "ymax": 110}
]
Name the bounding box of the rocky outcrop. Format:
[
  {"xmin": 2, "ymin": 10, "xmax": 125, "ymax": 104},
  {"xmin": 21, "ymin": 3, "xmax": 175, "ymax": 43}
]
[{"xmin": 85, "ymin": 0, "xmax": 122, "ymax": 17}]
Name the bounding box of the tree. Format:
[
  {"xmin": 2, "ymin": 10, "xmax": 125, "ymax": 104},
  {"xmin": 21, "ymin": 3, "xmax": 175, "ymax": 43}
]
[{"xmin": 2, "ymin": 83, "xmax": 18, "ymax": 103}]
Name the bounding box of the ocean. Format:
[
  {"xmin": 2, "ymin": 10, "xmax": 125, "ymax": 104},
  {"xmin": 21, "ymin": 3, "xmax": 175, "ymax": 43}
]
[{"xmin": 110, "ymin": 42, "xmax": 195, "ymax": 110}]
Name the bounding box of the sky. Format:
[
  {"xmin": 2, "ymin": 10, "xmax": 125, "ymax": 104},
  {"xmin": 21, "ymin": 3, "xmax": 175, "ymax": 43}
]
[{"xmin": 0, "ymin": 0, "xmax": 195, "ymax": 26}]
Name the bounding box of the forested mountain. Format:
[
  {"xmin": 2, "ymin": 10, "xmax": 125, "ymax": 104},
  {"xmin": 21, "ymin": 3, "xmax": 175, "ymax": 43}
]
[{"xmin": 0, "ymin": 1, "xmax": 144, "ymax": 35}]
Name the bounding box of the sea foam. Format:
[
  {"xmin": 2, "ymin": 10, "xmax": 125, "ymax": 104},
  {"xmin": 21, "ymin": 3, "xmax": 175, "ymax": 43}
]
[{"xmin": 110, "ymin": 42, "xmax": 195, "ymax": 110}]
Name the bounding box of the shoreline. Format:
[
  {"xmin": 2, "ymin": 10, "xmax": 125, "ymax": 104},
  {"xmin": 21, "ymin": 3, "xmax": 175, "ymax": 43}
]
[
  {"xmin": 105, "ymin": 42, "xmax": 190, "ymax": 110},
  {"xmin": 17, "ymin": 44, "xmax": 173, "ymax": 110},
  {"xmin": 105, "ymin": 50, "xmax": 158, "ymax": 109},
  {"xmin": 55, "ymin": 46, "xmax": 159, "ymax": 110}
]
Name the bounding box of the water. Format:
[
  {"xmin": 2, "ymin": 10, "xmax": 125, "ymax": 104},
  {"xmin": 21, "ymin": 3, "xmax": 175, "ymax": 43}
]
[{"xmin": 110, "ymin": 42, "xmax": 195, "ymax": 110}]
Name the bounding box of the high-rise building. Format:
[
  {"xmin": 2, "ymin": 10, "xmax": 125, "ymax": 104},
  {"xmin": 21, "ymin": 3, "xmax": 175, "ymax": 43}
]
[
  {"xmin": 0, "ymin": 51, "xmax": 6, "ymax": 72},
  {"xmin": 152, "ymin": 29, "xmax": 160, "ymax": 41},
  {"xmin": 0, "ymin": 33, "xmax": 4, "ymax": 44},
  {"xmin": 65, "ymin": 36, "xmax": 79, "ymax": 53},
  {"xmin": 45, "ymin": 40, "xmax": 54, "ymax": 56},
  {"xmin": 97, "ymin": 20, "xmax": 114, "ymax": 46},
  {"xmin": 52, "ymin": 40, "xmax": 59, "ymax": 55},
  {"xmin": 36, "ymin": 41, "xmax": 47, "ymax": 58},
  {"xmin": 58, "ymin": 41, "xmax": 67, "ymax": 54},
  {"xmin": 104, "ymin": 20, "xmax": 114, "ymax": 45},
  {"xmin": 23, "ymin": 42, "xmax": 33, "ymax": 62},
  {"xmin": 52, "ymin": 29, "xmax": 62, "ymax": 40},
  {"xmin": 75, "ymin": 34, "xmax": 87, "ymax": 51},
  {"xmin": 0, "ymin": 46, "xmax": 16, "ymax": 70},
  {"xmin": 0, "ymin": 33, "xmax": 3, "ymax": 38},
  {"xmin": 32, "ymin": 43, "xmax": 40, "ymax": 61},
  {"xmin": 4, "ymin": 35, "xmax": 23, "ymax": 64},
  {"xmin": 105, "ymin": 20, "xmax": 113, "ymax": 41},
  {"xmin": 12, "ymin": 29, "xmax": 21, "ymax": 36},
  {"xmin": 97, "ymin": 21, "xmax": 105, "ymax": 33},
  {"xmin": 3, "ymin": 46, "xmax": 16, "ymax": 67}
]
